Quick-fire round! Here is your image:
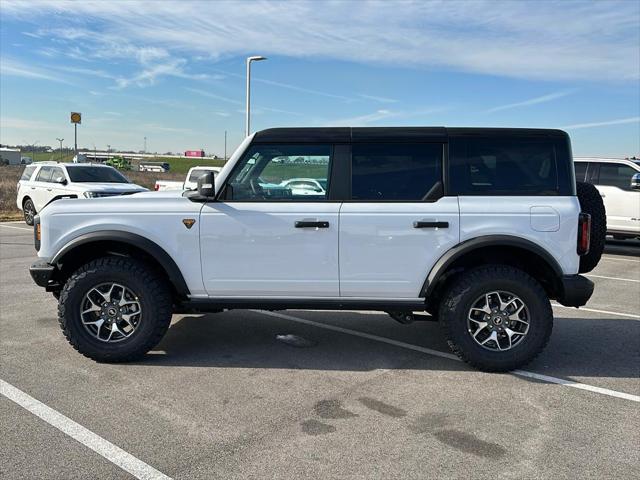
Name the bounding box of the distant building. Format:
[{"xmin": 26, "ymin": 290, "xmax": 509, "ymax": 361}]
[{"xmin": 0, "ymin": 147, "xmax": 21, "ymax": 165}]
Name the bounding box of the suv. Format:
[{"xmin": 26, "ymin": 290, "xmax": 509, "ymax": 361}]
[
  {"xmin": 17, "ymin": 162, "xmax": 147, "ymax": 225},
  {"xmin": 574, "ymin": 157, "xmax": 640, "ymax": 239},
  {"xmin": 29, "ymin": 128, "xmax": 604, "ymax": 372}
]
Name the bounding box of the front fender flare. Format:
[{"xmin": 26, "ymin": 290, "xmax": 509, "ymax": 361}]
[{"xmin": 51, "ymin": 230, "xmax": 190, "ymax": 297}]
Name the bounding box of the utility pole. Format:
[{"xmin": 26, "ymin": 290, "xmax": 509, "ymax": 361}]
[
  {"xmin": 144, "ymin": 136, "xmax": 147, "ymax": 154},
  {"xmin": 56, "ymin": 138, "xmax": 64, "ymax": 162},
  {"xmin": 245, "ymin": 56, "xmax": 267, "ymax": 137},
  {"xmin": 224, "ymin": 130, "xmax": 227, "ymax": 160}
]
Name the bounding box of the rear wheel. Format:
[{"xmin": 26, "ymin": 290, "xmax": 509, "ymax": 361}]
[
  {"xmin": 439, "ymin": 265, "xmax": 552, "ymax": 372},
  {"xmin": 23, "ymin": 198, "xmax": 36, "ymax": 226},
  {"xmin": 58, "ymin": 256, "xmax": 173, "ymax": 362}
]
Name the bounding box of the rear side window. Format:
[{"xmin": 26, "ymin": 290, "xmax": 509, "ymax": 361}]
[
  {"xmin": 50, "ymin": 167, "xmax": 66, "ymax": 183},
  {"xmin": 351, "ymin": 143, "xmax": 442, "ymax": 200},
  {"xmin": 449, "ymin": 136, "xmax": 566, "ymax": 195},
  {"xmin": 574, "ymin": 162, "xmax": 588, "ymax": 182},
  {"xmin": 20, "ymin": 165, "xmax": 36, "ymax": 181},
  {"xmin": 596, "ymin": 163, "xmax": 637, "ymax": 191},
  {"xmin": 36, "ymin": 166, "xmax": 53, "ymax": 182}
]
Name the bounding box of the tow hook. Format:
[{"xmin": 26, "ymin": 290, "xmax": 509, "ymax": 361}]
[{"xmin": 387, "ymin": 311, "xmax": 415, "ymax": 324}]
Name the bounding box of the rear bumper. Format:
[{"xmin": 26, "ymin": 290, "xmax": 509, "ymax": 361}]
[
  {"xmin": 556, "ymin": 274, "xmax": 594, "ymax": 307},
  {"xmin": 29, "ymin": 260, "xmax": 56, "ymax": 288}
]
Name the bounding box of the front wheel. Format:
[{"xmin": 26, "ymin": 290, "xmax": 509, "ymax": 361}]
[
  {"xmin": 438, "ymin": 265, "xmax": 553, "ymax": 372},
  {"xmin": 58, "ymin": 256, "xmax": 173, "ymax": 362}
]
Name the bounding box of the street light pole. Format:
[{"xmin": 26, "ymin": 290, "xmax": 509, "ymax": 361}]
[
  {"xmin": 245, "ymin": 55, "xmax": 267, "ymax": 137},
  {"xmin": 144, "ymin": 136, "xmax": 147, "ymax": 154},
  {"xmin": 224, "ymin": 130, "xmax": 227, "ymax": 161},
  {"xmin": 56, "ymin": 138, "xmax": 64, "ymax": 162},
  {"xmin": 31, "ymin": 141, "xmax": 39, "ymax": 162}
]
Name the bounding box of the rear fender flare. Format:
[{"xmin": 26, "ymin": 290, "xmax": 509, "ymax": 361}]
[{"xmin": 421, "ymin": 235, "xmax": 563, "ymax": 297}]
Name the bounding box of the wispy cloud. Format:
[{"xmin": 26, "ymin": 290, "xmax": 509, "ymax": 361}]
[
  {"xmin": 212, "ymin": 69, "xmax": 353, "ymax": 101},
  {"xmin": 3, "ymin": 0, "xmax": 638, "ymax": 82},
  {"xmin": 562, "ymin": 117, "xmax": 640, "ymax": 130},
  {"xmin": 358, "ymin": 94, "xmax": 398, "ymax": 104},
  {"xmin": 0, "ymin": 117, "xmax": 58, "ymax": 131},
  {"xmin": 187, "ymin": 87, "xmax": 302, "ymax": 117},
  {"xmin": 487, "ymin": 91, "xmax": 573, "ymax": 113},
  {"xmin": 1, "ymin": 58, "xmax": 74, "ymax": 85},
  {"xmin": 185, "ymin": 87, "xmax": 243, "ymax": 105},
  {"xmin": 325, "ymin": 109, "xmax": 399, "ymax": 126}
]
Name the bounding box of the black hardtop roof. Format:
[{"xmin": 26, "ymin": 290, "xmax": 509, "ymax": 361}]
[{"xmin": 253, "ymin": 127, "xmax": 568, "ymax": 143}]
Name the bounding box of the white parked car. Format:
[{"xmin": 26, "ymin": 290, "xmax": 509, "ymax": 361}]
[
  {"xmin": 280, "ymin": 178, "xmax": 327, "ymax": 196},
  {"xmin": 154, "ymin": 166, "xmax": 222, "ymax": 191},
  {"xmin": 574, "ymin": 157, "xmax": 640, "ymax": 239},
  {"xmin": 29, "ymin": 127, "xmax": 604, "ymax": 372},
  {"xmin": 17, "ymin": 162, "xmax": 146, "ymax": 225}
]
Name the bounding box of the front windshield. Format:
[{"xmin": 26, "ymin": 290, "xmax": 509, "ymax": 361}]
[{"xmin": 66, "ymin": 166, "xmax": 130, "ymax": 183}]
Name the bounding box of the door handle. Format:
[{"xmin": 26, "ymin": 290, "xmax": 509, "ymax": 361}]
[
  {"xmin": 295, "ymin": 220, "xmax": 329, "ymax": 228},
  {"xmin": 413, "ymin": 221, "xmax": 449, "ymax": 228},
  {"xmin": 47, "ymin": 188, "xmax": 52, "ymax": 192},
  {"xmin": 31, "ymin": 187, "xmax": 36, "ymax": 190}
]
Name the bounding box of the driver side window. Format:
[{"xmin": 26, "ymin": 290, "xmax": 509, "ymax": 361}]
[{"xmin": 225, "ymin": 144, "xmax": 331, "ymax": 201}]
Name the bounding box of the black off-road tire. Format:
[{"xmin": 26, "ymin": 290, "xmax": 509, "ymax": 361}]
[
  {"xmin": 439, "ymin": 265, "xmax": 553, "ymax": 372},
  {"xmin": 23, "ymin": 198, "xmax": 36, "ymax": 226},
  {"xmin": 58, "ymin": 256, "xmax": 173, "ymax": 362},
  {"xmin": 576, "ymin": 181, "xmax": 606, "ymax": 273}
]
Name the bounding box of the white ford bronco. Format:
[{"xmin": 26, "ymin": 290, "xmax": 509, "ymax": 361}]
[{"xmin": 29, "ymin": 127, "xmax": 605, "ymax": 372}]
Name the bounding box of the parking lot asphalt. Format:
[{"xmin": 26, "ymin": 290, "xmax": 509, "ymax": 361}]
[{"xmin": 1, "ymin": 222, "xmax": 639, "ymax": 479}]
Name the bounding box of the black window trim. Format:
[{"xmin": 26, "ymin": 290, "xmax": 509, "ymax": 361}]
[
  {"xmin": 344, "ymin": 141, "xmax": 447, "ymax": 203},
  {"xmin": 447, "ymin": 134, "xmax": 570, "ymax": 197},
  {"xmin": 215, "ymin": 142, "xmax": 340, "ymax": 203}
]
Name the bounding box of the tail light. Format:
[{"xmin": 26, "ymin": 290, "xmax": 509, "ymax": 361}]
[
  {"xmin": 577, "ymin": 212, "xmax": 591, "ymax": 255},
  {"xmin": 34, "ymin": 216, "xmax": 41, "ymax": 252},
  {"xmin": 154, "ymin": 184, "xmax": 160, "ymax": 191}
]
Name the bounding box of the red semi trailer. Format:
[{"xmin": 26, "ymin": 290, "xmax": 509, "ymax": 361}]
[{"xmin": 185, "ymin": 150, "xmax": 205, "ymax": 157}]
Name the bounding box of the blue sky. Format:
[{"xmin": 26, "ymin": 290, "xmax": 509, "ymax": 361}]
[{"xmin": 1, "ymin": 0, "xmax": 639, "ymax": 157}]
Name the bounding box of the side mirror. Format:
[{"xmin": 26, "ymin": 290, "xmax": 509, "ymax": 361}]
[
  {"xmin": 54, "ymin": 177, "xmax": 67, "ymax": 185},
  {"xmin": 631, "ymin": 173, "xmax": 640, "ymax": 190},
  {"xmin": 197, "ymin": 172, "xmax": 216, "ymax": 198}
]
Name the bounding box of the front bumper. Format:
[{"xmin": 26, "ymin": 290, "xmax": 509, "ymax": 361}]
[
  {"xmin": 556, "ymin": 274, "xmax": 594, "ymax": 307},
  {"xmin": 29, "ymin": 260, "xmax": 56, "ymax": 289}
]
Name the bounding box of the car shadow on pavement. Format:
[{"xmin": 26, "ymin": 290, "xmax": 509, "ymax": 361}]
[
  {"xmin": 135, "ymin": 311, "xmax": 467, "ymax": 372},
  {"xmin": 131, "ymin": 310, "xmax": 640, "ymax": 380},
  {"xmin": 604, "ymin": 238, "xmax": 640, "ymax": 257}
]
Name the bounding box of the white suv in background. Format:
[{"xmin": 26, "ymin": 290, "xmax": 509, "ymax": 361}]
[
  {"xmin": 17, "ymin": 162, "xmax": 146, "ymax": 225},
  {"xmin": 574, "ymin": 157, "xmax": 640, "ymax": 239}
]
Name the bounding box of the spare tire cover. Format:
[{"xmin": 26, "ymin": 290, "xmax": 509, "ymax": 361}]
[{"xmin": 576, "ymin": 181, "xmax": 606, "ymax": 273}]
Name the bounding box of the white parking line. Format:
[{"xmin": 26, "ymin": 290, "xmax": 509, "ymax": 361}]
[
  {"xmin": 0, "ymin": 379, "xmax": 172, "ymax": 480},
  {"xmin": 0, "ymin": 224, "xmax": 31, "ymax": 231},
  {"xmin": 586, "ymin": 274, "xmax": 640, "ymax": 283},
  {"xmin": 552, "ymin": 303, "xmax": 640, "ymax": 320},
  {"xmin": 601, "ymin": 255, "xmax": 640, "ymax": 264},
  {"xmin": 257, "ymin": 310, "xmax": 640, "ymax": 403}
]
